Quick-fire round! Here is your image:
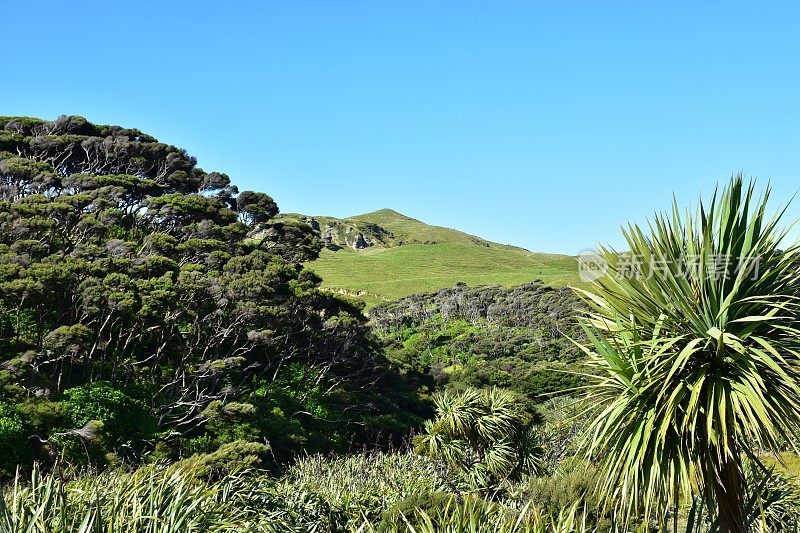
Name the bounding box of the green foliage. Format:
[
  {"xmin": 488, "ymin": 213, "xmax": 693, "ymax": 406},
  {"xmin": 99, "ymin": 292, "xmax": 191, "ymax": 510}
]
[
  {"xmin": 370, "ymin": 497, "xmax": 591, "ymax": 533},
  {"xmin": 247, "ymin": 368, "xmax": 350, "ymax": 458},
  {"xmin": 62, "ymin": 382, "xmax": 154, "ymax": 441},
  {"xmin": 579, "ymin": 175, "xmax": 800, "ymax": 528},
  {"xmin": 374, "ymin": 282, "xmax": 585, "ymax": 404},
  {"xmin": 534, "ymin": 398, "xmax": 594, "ymax": 472},
  {"xmin": 743, "ymin": 462, "xmax": 800, "ymax": 531},
  {"xmin": 3, "ymin": 448, "xmax": 799, "ymax": 532},
  {"xmin": 0, "ymin": 402, "xmax": 28, "ymax": 477},
  {"xmin": 237, "ymin": 191, "xmax": 278, "ymax": 225},
  {"xmin": 268, "ymin": 452, "xmax": 449, "ymax": 529},
  {"xmin": 201, "ymin": 401, "xmax": 259, "ymax": 445},
  {"xmin": 47, "ymin": 381, "xmax": 156, "ymax": 467},
  {"xmin": 183, "ymin": 435, "xmax": 214, "ymax": 456},
  {"xmin": 0, "ymin": 115, "xmax": 423, "ymax": 474},
  {"xmin": 379, "ymin": 492, "xmax": 497, "ymax": 531},
  {"xmin": 523, "ymin": 458, "xmax": 610, "ymax": 529},
  {"xmin": 178, "ymin": 440, "xmax": 270, "ymax": 480},
  {"xmin": 415, "ymin": 387, "xmax": 544, "ymax": 492},
  {"xmin": 0, "ymin": 451, "xmax": 595, "ymax": 532},
  {"xmin": 0, "ymin": 462, "xmax": 278, "ymax": 532}
]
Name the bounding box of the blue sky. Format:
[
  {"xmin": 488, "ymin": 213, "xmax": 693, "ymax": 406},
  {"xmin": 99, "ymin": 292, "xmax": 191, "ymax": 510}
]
[{"xmin": 4, "ymin": 1, "xmax": 800, "ymax": 253}]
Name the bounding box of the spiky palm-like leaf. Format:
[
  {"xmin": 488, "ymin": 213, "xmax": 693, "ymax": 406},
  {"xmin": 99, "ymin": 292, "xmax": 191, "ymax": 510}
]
[
  {"xmin": 576, "ymin": 175, "xmax": 800, "ymax": 531},
  {"xmin": 414, "ymin": 387, "xmax": 543, "ymax": 492}
]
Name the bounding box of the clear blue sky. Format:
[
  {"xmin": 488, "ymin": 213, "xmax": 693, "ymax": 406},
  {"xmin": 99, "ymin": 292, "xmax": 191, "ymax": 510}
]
[{"xmin": 4, "ymin": 1, "xmax": 800, "ymax": 253}]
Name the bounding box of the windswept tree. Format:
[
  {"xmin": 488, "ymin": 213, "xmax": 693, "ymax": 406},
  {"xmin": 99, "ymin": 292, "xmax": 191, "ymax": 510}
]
[
  {"xmin": 237, "ymin": 190, "xmax": 278, "ymax": 226},
  {"xmin": 0, "ymin": 115, "xmax": 425, "ymax": 474},
  {"xmin": 578, "ymin": 175, "xmax": 800, "ymax": 531}
]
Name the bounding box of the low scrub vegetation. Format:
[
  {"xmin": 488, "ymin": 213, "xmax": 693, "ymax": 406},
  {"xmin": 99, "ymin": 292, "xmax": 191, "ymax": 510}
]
[
  {"xmin": 373, "ymin": 282, "xmax": 587, "ymax": 403},
  {"xmin": 2, "ymin": 117, "xmax": 800, "ymax": 531}
]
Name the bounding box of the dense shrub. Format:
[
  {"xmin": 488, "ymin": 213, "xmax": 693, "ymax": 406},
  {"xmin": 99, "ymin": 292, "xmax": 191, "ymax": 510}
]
[
  {"xmin": 0, "ymin": 462, "xmax": 281, "ymax": 532},
  {"xmin": 0, "ymin": 401, "xmax": 28, "ymax": 476},
  {"xmin": 374, "ymin": 283, "xmax": 586, "ymax": 403},
  {"xmin": 0, "ymin": 116, "xmax": 426, "ymax": 473},
  {"xmin": 178, "ymin": 440, "xmax": 270, "ymax": 480},
  {"xmin": 62, "ymin": 381, "xmax": 155, "ymax": 441},
  {"xmin": 414, "ymin": 387, "xmax": 543, "ymax": 493},
  {"xmin": 523, "ymin": 458, "xmax": 609, "ymax": 529},
  {"xmin": 270, "ymin": 451, "xmax": 450, "ymax": 529},
  {"xmin": 379, "ymin": 492, "xmax": 497, "ymax": 530}
]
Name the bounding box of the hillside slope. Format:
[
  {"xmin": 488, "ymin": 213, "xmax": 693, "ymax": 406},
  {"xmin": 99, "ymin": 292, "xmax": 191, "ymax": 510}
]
[
  {"xmin": 281, "ymin": 208, "xmax": 504, "ymax": 250},
  {"xmin": 350, "ymin": 208, "xmax": 496, "ymax": 247},
  {"xmin": 290, "ymin": 209, "xmax": 581, "ymax": 306}
]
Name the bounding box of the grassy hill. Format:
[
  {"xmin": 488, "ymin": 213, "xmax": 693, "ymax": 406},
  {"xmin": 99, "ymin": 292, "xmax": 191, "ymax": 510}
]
[
  {"xmin": 349, "ymin": 208, "xmax": 495, "ymax": 247},
  {"xmin": 295, "ymin": 209, "xmax": 581, "ymax": 306}
]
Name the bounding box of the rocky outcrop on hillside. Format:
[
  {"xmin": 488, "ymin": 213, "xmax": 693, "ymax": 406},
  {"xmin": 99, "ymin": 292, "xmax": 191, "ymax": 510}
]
[
  {"xmin": 276, "ymin": 208, "xmax": 516, "ymax": 254},
  {"xmin": 294, "ymin": 216, "xmax": 395, "ymax": 250}
]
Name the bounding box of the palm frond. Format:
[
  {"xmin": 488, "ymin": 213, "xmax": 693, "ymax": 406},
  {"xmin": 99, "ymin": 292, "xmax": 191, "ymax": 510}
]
[{"xmin": 578, "ymin": 175, "xmax": 800, "ymax": 526}]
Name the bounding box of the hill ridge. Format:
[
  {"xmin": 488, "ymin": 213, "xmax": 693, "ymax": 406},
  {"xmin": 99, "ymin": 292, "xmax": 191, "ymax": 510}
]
[
  {"xmin": 351, "ymin": 207, "xmax": 417, "ymax": 221},
  {"xmin": 279, "ymin": 208, "xmax": 581, "ymax": 307},
  {"xmin": 281, "ymin": 208, "xmax": 529, "ymax": 253}
]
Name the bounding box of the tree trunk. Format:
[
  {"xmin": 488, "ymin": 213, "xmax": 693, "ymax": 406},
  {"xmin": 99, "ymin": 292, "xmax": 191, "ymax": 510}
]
[{"xmin": 711, "ymin": 448, "xmax": 746, "ymax": 533}]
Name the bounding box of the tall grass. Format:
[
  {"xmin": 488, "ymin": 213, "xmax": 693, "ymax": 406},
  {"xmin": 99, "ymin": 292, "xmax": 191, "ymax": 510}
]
[
  {"xmin": 0, "ymin": 462, "xmax": 276, "ymax": 533},
  {"xmin": 5, "ymin": 451, "xmax": 798, "ymax": 532},
  {"xmin": 361, "ymin": 499, "xmax": 591, "ymax": 533},
  {"xmin": 271, "ymin": 451, "xmax": 452, "ymax": 530}
]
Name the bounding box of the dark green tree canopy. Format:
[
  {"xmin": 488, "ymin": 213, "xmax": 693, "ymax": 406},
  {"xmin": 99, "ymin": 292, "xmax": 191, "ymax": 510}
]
[
  {"xmin": 0, "ymin": 116, "xmax": 422, "ymax": 475},
  {"xmin": 237, "ymin": 191, "xmax": 278, "ymax": 225}
]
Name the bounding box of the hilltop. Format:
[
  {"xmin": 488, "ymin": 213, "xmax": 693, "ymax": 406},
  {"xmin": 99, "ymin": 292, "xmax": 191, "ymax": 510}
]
[
  {"xmin": 280, "ymin": 208, "xmax": 504, "ymax": 250},
  {"xmin": 348, "ymin": 208, "xmax": 500, "ymax": 248},
  {"xmin": 279, "ymin": 209, "xmax": 581, "ymax": 306}
]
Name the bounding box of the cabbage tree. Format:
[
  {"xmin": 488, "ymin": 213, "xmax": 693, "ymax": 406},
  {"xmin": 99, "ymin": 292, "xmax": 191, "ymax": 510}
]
[
  {"xmin": 414, "ymin": 387, "xmax": 543, "ymax": 492},
  {"xmin": 577, "ymin": 176, "xmax": 800, "ymax": 531}
]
